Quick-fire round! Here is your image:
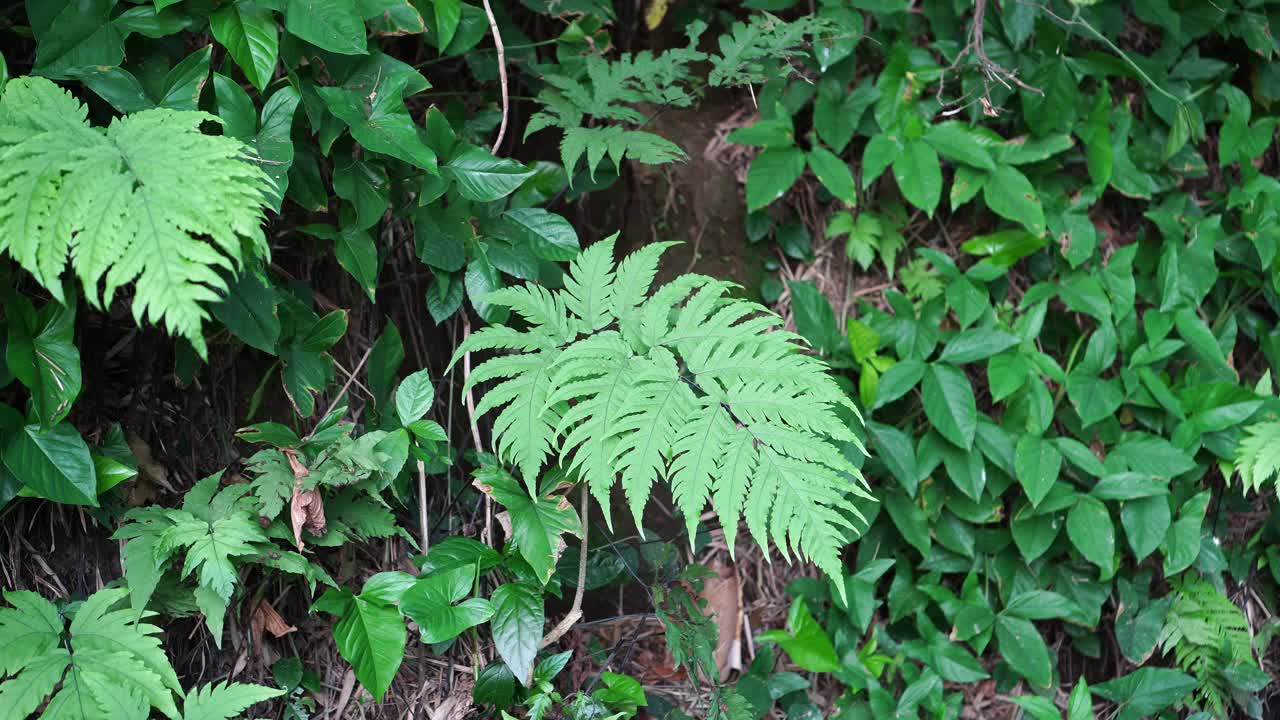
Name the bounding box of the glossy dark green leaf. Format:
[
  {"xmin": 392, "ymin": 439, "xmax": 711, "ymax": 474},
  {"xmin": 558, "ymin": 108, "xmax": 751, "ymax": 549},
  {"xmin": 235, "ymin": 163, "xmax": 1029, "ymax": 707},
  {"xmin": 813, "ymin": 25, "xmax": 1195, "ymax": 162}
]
[
  {"xmin": 1066, "ymin": 496, "xmax": 1114, "ymax": 571},
  {"xmin": 473, "ymin": 466, "xmax": 579, "ymax": 584},
  {"xmin": 892, "ymin": 140, "xmax": 941, "ymax": 215},
  {"xmin": 3, "ymin": 422, "xmax": 97, "ymax": 506},
  {"xmin": 210, "ymin": 1, "xmax": 279, "ymax": 91},
  {"xmin": 211, "ymin": 269, "xmax": 281, "ymax": 354},
  {"xmin": 1014, "ymin": 434, "xmax": 1061, "ymax": 508},
  {"xmin": 443, "ymin": 146, "xmax": 535, "ymax": 202},
  {"xmin": 286, "ymin": 0, "xmax": 367, "ymax": 54}
]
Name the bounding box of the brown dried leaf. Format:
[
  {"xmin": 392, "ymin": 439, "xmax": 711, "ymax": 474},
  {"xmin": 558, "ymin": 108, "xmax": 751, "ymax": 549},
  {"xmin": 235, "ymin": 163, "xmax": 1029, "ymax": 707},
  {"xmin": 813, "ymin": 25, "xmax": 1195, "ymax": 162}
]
[
  {"xmin": 290, "ymin": 488, "xmax": 325, "ymax": 550},
  {"xmin": 701, "ymin": 559, "xmax": 742, "ymax": 681}
]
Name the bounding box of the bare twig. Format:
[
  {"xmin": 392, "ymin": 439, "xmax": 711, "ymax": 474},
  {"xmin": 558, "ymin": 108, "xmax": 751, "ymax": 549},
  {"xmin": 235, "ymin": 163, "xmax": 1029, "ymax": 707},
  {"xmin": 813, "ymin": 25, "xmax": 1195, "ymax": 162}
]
[
  {"xmin": 540, "ymin": 483, "xmax": 590, "ymax": 649},
  {"xmin": 307, "ymin": 346, "xmax": 373, "ymax": 440},
  {"xmin": 480, "ymin": 0, "xmax": 509, "ymax": 153},
  {"xmin": 936, "ymin": 0, "xmax": 1042, "ymax": 116}
]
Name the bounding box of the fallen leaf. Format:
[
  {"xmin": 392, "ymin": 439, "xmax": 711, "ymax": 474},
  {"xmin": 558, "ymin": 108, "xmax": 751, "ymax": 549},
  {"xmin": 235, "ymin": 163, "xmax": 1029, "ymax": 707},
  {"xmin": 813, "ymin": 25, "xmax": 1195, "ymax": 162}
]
[
  {"xmin": 290, "ymin": 488, "xmax": 325, "ymax": 550},
  {"xmin": 701, "ymin": 559, "xmax": 742, "ymax": 681}
]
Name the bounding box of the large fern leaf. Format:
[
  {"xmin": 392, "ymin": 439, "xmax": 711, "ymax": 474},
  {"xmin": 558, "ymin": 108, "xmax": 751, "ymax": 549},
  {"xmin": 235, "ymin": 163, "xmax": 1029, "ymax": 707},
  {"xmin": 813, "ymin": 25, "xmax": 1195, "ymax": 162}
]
[
  {"xmin": 454, "ymin": 237, "xmax": 871, "ymax": 587},
  {"xmin": 0, "ymin": 587, "xmax": 182, "ymax": 720},
  {"xmin": 0, "ymin": 77, "xmax": 271, "ymax": 355}
]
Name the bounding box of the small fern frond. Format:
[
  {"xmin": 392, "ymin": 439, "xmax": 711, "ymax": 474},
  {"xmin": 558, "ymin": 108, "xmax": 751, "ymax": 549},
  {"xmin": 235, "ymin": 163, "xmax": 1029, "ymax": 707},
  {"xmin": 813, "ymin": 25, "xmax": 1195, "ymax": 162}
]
[
  {"xmin": 464, "ymin": 238, "xmax": 871, "ymax": 592},
  {"xmin": 182, "ymin": 681, "xmax": 284, "ymax": 720},
  {"xmin": 1234, "ymin": 421, "xmax": 1280, "ymax": 496},
  {"xmin": 0, "ymin": 77, "xmax": 271, "ymax": 356}
]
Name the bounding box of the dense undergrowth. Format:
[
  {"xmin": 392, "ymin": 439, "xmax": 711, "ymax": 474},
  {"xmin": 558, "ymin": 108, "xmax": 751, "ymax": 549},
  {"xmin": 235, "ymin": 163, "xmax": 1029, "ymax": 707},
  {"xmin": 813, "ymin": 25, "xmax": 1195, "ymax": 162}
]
[{"xmin": 1, "ymin": 0, "xmax": 1279, "ymax": 719}]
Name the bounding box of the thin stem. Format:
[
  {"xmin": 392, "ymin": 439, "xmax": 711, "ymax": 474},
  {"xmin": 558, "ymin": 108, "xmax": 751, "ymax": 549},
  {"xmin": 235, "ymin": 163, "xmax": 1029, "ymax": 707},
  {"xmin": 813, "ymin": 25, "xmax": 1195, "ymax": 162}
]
[
  {"xmin": 479, "ymin": 0, "xmax": 509, "ymax": 154},
  {"xmin": 540, "ymin": 482, "xmax": 590, "ymax": 649}
]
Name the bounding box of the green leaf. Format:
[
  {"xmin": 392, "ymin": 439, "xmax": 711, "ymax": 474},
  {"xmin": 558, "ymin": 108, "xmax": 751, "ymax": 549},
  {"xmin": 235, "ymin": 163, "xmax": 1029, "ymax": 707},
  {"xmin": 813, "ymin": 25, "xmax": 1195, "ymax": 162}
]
[
  {"xmin": 285, "ymin": 0, "xmax": 367, "ymax": 54},
  {"xmin": 320, "ymin": 79, "xmax": 436, "ymax": 170},
  {"xmin": 473, "ymin": 662, "xmax": 516, "ymax": 709},
  {"xmin": 746, "ymin": 147, "xmax": 805, "ymax": 211},
  {"xmin": 922, "ymin": 363, "xmax": 976, "ymax": 449},
  {"xmin": 211, "ymin": 269, "xmax": 281, "ymax": 354},
  {"xmin": 4, "ymin": 422, "xmax": 97, "ymax": 506},
  {"xmin": 490, "ymin": 582, "xmax": 544, "ymax": 686},
  {"xmin": 1011, "ymin": 696, "xmax": 1060, "ymax": 720},
  {"xmin": 960, "ymin": 229, "xmax": 1044, "ymax": 266},
  {"xmin": 0, "ymin": 77, "xmax": 272, "ymax": 356},
  {"xmin": 874, "ymin": 359, "xmax": 924, "ymax": 409},
  {"xmin": 1067, "ymin": 678, "xmax": 1094, "ymax": 720},
  {"xmin": 322, "ymin": 592, "xmax": 405, "ymax": 701},
  {"xmin": 892, "ymin": 140, "xmax": 941, "ymax": 215},
  {"xmin": 431, "ymin": 0, "xmax": 462, "ymax": 49},
  {"xmin": 923, "ymin": 122, "xmax": 995, "ymax": 171},
  {"xmin": 1093, "ymin": 668, "xmax": 1195, "ymax": 720},
  {"xmin": 806, "ymin": 147, "xmax": 856, "ymax": 205},
  {"xmin": 938, "ymin": 327, "xmax": 1019, "ymax": 364},
  {"xmin": 1066, "ymin": 496, "xmax": 1114, "ymax": 572},
  {"xmin": 756, "ymin": 598, "xmax": 839, "ymax": 673},
  {"xmin": 6, "ymin": 300, "xmax": 82, "ymax": 427},
  {"xmin": 1004, "ymin": 591, "xmax": 1078, "ymax": 621},
  {"xmin": 28, "ymin": 0, "xmax": 124, "ymax": 79},
  {"xmin": 1121, "ymin": 495, "xmax": 1169, "ymax": 563},
  {"xmin": 1067, "ymin": 372, "xmax": 1124, "ymax": 428},
  {"xmin": 1014, "ymin": 434, "xmax": 1061, "ymax": 508},
  {"xmin": 503, "ymin": 208, "xmax": 580, "ymax": 261},
  {"xmin": 995, "ymin": 614, "xmax": 1052, "ymax": 688},
  {"xmin": 473, "ymin": 466, "xmax": 580, "ymax": 584},
  {"xmin": 209, "ymin": 1, "xmax": 279, "ymax": 91},
  {"xmin": 401, "ymin": 566, "xmax": 494, "ymax": 643},
  {"xmin": 396, "ymin": 369, "xmax": 435, "ymax": 426},
  {"xmin": 983, "ymin": 164, "xmax": 1045, "ymax": 236},
  {"xmin": 334, "ymin": 226, "xmax": 380, "ymax": 300},
  {"xmin": 786, "ymin": 280, "xmax": 835, "ymax": 354},
  {"xmin": 443, "ymin": 146, "xmax": 535, "ymax": 202}
]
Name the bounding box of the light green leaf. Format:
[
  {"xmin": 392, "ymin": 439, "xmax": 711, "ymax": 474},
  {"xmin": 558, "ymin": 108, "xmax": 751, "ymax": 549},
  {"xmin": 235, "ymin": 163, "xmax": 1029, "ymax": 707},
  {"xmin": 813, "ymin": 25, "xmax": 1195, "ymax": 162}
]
[
  {"xmin": 756, "ymin": 598, "xmax": 839, "ymax": 673},
  {"xmin": 396, "ymin": 369, "xmax": 435, "ymax": 426},
  {"xmin": 401, "ymin": 566, "xmax": 494, "ymax": 643},
  {"xmin": 473, "ymin": 466, "xmax": 580, "ymax": 584}
]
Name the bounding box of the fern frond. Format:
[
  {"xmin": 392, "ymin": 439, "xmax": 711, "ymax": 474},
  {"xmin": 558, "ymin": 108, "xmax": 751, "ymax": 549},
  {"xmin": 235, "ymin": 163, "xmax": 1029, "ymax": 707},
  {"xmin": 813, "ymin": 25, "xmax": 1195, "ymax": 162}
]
[
  {"xmin": 182, "ymin": 681, "xmax": 284, "ymax": 720},
  {"xmin": 0, "ymin": 587, "xmax": 184, "ymax": 720},
  {"xmin": 1234, "ymin": 421, "xmax": 1280, "ymax": 496},
  {"xmin": 464, "ymin": 238, "xmax": 871, "ymax": 591},
  {"xmin": 0, "ymin": 77, "xmax": 271, "ymax": 356},
  {"xmin": 1159, "ymin": 576, "xmax": 1258, "ymax": 714}
]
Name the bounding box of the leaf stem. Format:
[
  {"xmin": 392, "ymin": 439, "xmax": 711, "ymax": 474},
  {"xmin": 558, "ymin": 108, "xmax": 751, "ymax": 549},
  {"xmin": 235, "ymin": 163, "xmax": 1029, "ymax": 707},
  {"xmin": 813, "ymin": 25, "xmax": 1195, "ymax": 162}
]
[{"xmin": 540, "ymin": 482, "xmax": 589, "ymax": 648}]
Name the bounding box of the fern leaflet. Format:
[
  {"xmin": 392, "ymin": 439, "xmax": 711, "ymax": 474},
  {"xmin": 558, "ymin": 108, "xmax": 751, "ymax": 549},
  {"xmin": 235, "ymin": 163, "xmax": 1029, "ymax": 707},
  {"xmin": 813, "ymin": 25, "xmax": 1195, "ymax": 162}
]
[{"xmin": 1233, "ymin": 421, "xmax": 1280, "ymax": 496}]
